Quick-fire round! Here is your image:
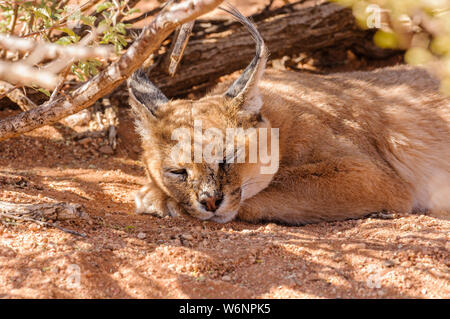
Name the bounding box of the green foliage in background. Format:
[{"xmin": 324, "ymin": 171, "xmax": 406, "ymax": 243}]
[
  {"xmin": 0, "ymin": 0, "xmax": 139, "ymax": 83},
  {"xmin": 332, "ymin": 0, "xmax": 450, "ymax": 95}
]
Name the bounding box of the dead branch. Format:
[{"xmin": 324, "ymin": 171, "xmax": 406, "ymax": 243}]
[
  {"xmin": 0, "ymin": 61, "xmax": 59, "ymax": 89},
  {"xmin": 0, "ymin": 31, "xmax": 113, "ymax": 89},
  {"xmin": 0, "ymin": 0, "xmax": 224, "ymax": 141},
  {"xmin": 0, "ymin": 201, "xmax": 89, "ymax": 221},
  {"xmin": 0, "ymin": 34, "xmax": 113, "ymax": 61},
  {"xmin": 0, "ymin": 201, "xmax": 89, "ymax": 237},
  {"xmin": 165, "ymin": 21, "xmax": 195, "ymax": 76}
]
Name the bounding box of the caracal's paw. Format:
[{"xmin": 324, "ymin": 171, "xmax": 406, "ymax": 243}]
[{"xmin": 134, "ymin": 184, "xmax": 183, "ymax": 218}]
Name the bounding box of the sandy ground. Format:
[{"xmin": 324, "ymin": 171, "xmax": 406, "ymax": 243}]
[
  {"xmin": 0, "ymin": 106, "xmax": 449, "ymax": 299},
  {"xmin": 0, "ymin": 0, "xmax": 449, "ymax": 299}
]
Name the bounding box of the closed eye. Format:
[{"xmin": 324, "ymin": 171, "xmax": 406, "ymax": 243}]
[
  {"xmin": 170, "ymin": 169, "xmax": 187, "ymax": 175},
  {"xmin": 165, "ymin": 168, "xmax": 188, "ymax": 178}
]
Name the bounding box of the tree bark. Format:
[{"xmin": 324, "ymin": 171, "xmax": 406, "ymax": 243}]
[{"xmin": 143, "ymin": 0, "xmax": 400, "ymax": 97}]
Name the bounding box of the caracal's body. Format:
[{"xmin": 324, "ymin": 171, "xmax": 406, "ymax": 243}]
[
  {"xmin": 128, "ymin": 7, "xmax": 449, "ymax": 225},
  {"xmin": 234, "ymin": 66, "xmax": 450, "ymax": 224}
]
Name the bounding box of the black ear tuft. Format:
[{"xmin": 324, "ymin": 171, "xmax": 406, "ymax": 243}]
[
  {"xmin": 127, "ymin": 69, "xmax": 168, "ymax": 117},
  {"xmin": 220, "ymin": 5, "xmax": 268, "ymax": 112}
]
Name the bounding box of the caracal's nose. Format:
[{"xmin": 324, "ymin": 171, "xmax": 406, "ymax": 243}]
[{"xmin": 199, "ymin": 193, "xmax": 223, "ymax": 212}]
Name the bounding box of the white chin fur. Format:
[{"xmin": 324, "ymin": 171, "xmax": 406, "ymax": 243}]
[{"xmin": 209, "ymin": 211, "xmax": 238, "ymax": 223}]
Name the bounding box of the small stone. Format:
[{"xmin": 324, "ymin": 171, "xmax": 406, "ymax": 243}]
[
  {"xmin": 382, "ymin": 260, "xmax": 395, "ymax": 267},
  {"xmin": 401, "ymin": 261, "xmax": 412, "ymax": 268},
  {"xmin": 182, "ymin": 234, "xmax": 194, "ymax": 241},
  {"xmin": 78, "ymin": 137, "xmax": 92, "ymax": 147},
  {"xmin": 222, "ymin": 275, "xmax": 231, "ymax": 281},
  {"xmin": 137, "ymin": 232, "xmax": 146, "ymax": 239},
  {"xmin": 28, "ymin": 223, "xmax": 39, "ymax": 231},
  {"xmin": 99, "ymin": 145, "xmax": 114, "ymax": 155}
]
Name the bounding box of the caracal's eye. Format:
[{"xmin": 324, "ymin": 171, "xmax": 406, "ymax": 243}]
[
  {"xmin": 219, "ymin": 161, "xmax": 231, "ymax": 171},
  {"xmin": 167, "ymin": 168, "xmax": 188, "ymax": 177}
]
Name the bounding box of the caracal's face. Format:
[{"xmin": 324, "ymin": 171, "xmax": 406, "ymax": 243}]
[
  {"xmin": 129, "ymin": 6, "xmax": 273, "ymax": 223},
  {"xmin": 140, "ymin": 96, "xmax": 275, "ymax": 223}
]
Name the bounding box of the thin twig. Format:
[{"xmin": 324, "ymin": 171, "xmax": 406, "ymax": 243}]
[
  {"xmin": 50, "ymin": 64, "xmax": 72, "ymax": 101},
  {"xmin": 0, "ymin": 212, "xmax": 87, "ymax": 238},
  {"xmin": 165, "ymin": 21, "xmax": 195, "ymax": 76},
  {"xmin": 9, "ymin": 3, "xmax": 19, "ymax": 34},
  {"xmin": 0, "ymin": 34, "xmax": 113, "ymax": 61},
  {"xmin": 22, "ymin": 0, "xmax": 103, "ymax": 38},
  {"xmin": 0, "ymin": 83, "xmax": 20, "ymax": 100}
]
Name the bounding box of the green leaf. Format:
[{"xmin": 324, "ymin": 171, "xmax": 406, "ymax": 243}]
[
  {"xmin": 37, "ymin": 88, "xmax": 51, "ymax": 97},
  {"xmin": 96, "ymin": 2, "xmax": 114, "ymax": 13},
  {"xmin": 126, "ymin": 8, "xmax": 140, "ymax": 16},
  {"xmin": 59, "ymin": 27, "xmax": 76, "ymax": 37},
  {"xmin": 80, "ymin": 15, "xmax": 96, "ymax": 27}
]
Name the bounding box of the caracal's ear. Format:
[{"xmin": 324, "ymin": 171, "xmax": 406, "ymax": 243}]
[
  {"xmin": 127, "ymin": 68, "xmax": 168, "ymax": 120},
  {"xmin": 221, "ymin": 5, "xmax": 268, "ymax": 115}
]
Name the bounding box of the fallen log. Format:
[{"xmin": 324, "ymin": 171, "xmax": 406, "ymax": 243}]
[{"xmin": 140, "ymin": 0, "xmax": 401, "ymax": 97}]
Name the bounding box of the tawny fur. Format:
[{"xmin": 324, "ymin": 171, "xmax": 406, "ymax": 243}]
[
  {"xmin": 131, "ymin": 65, "xmax": 449, "ymax": 225},
  {"xmin": 129, "ymin": 9, "xmax": 449, "ymax": 225}
]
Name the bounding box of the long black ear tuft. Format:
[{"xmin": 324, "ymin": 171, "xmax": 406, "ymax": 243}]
[
  {"xmin": 127, "ymin": 69, "xmax": 168, "ymax": 117},
  {"xmin": 220, "ymin": 5, "xmax": 268, "ymax": 113}
]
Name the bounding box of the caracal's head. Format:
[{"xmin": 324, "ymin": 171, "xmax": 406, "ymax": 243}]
[{"xmin": 127, "ymin": 7, "xmax": 278, "ymax": 223}]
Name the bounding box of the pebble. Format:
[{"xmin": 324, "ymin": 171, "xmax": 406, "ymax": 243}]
[
  {"xmin": 78, "ymin": 138, "xmax": 92, "ymax": 147},
  {"xmin": 137, "ymin": 232, "xmax": 146, "ymax": 239},
  {"xmin": 401, "ymin": 261, "xmax": 412, "ymax": 268},
  {"xmin": 222, "ymin": 275, "xmax": 231, "ymax": 281},
  {"xmin": 382, "ymin": 260, "xmax": 395, "ymax": 267},
  {"xmin": 182, "ymin": 234, "xmax": 194, "ymax": 241},
  {"xmin": 28, "ymin": 223, "xmax": 40, "ymax": 231},
  {"xmin": 99, "ymin": 145, "xmax": 114, "ymax": 155}
]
